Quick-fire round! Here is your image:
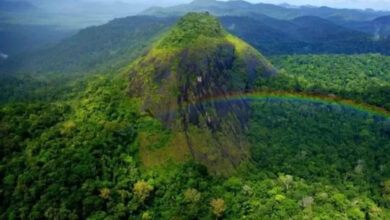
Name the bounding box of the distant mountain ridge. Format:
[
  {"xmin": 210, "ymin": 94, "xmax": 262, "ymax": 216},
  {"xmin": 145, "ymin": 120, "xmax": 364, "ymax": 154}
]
[
  {"xmin": 142, "ymin": 0, "xmax": 390, "ymax": 21},
  {"xmin": 0, "ymin": 0, "xmax": 36, "ymax": 12},
  {"xmin": 374, "ymin": 15, "xmax": 390, "ymax": 24},
  {"xmin": 0, "ymin": 16, "xmax": 176, "ymax": 74},
  {"xmin": 334, "ymin": 14, "xmax": 390, "ymax": 38},
  {"xmin": 3, "ymin": 12, "xmax": 390, "ymax": 75}
]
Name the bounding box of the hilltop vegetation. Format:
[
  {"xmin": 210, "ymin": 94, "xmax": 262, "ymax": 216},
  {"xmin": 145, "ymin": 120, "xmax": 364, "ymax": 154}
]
[{"xmin": 158, "ymin": 12, "xmax": 225, "ymax": 48}]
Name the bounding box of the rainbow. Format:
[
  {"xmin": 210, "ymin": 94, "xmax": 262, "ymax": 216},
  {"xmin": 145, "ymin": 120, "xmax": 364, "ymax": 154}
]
[{"xmin": 174, "ymin": 91, "xmax": 390, "ymax": 120}]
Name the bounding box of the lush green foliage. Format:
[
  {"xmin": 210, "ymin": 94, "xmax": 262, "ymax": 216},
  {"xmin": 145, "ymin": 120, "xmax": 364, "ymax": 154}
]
[
  {"xmin": 158, "ymin": 12, "xmax": 225, "ymax": 48},
  {"xmin": 255, "ymin": 54, "xmax": 390, "ymax": 110},
  {"xmin": 247, "ymin": 100, "xmax": 390, "ymax": 219},
  {"xmin": 0, "ymin": 74, "xmax": 139, "ymax": 218},
  {"xmin": 2, "ymin": 72, "xmax": 390, "ymax": 219},
  {"xmin": 1, "ymin": 12, "xmax": 390, "ymax": 220},
  {"xmin": 0, "ymin": 73, "xmax": 88, "ymax": 103}
]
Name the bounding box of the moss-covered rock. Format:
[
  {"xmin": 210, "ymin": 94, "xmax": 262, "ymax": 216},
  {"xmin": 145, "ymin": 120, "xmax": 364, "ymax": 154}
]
[{"xmin": 127, "ymin": 12, "xmax": 277, "ymax": 175}]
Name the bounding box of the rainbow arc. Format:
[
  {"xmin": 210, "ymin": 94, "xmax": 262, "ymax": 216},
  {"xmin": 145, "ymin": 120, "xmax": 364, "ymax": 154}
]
[{"xmin": 174, "ymin": 91, "xmax": 390, "ymax": 120}]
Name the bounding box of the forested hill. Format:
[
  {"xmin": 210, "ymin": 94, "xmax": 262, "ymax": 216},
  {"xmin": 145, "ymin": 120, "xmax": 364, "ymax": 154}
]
[
  {"xmin": 219, "ymin": 15, "xmax": 389, "ymax": 55},
  {"xmin": 0, "ymin": 16, "xmax": 176, "ymax": 75},
  {"xmin": 126, "ymin": 12, "xmax": 276, "ymax": 175}
]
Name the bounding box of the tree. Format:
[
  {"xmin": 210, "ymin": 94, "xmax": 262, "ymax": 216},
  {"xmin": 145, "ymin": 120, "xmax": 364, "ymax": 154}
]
[
  {"xmin": 300, "ymin": 196, "xmax": 314, "ymax": 208},
  {"xmin": 211, "ymin": 198, "xmax": 226, "ymax": 218},
  {"xmin": 184, "ymin": 188, "xmax": 201, "ymax": 203},
  {"xmin": 133, "ymin": 181, "xmax": 153, "ymax": 202},
  {"xmin": 382, "ymin": 180, "xmax": 390, "ymax": 195},
  {"xmin": 142, "ymin": 212, "xmax": 152, "ymax": 220},
  {"xmin": 99, "ymin": 188, "xmax": 111, "ymax": 200},
  {"xmin": 279, "ymin": 175, "xmax": 293, "ymax": 191}
]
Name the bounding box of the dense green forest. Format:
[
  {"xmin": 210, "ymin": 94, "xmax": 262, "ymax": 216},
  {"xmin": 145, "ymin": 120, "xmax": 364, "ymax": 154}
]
[
  {"xmin": 2, "ymin": 70, "xmax": 390, "ymax": 219},
  {"xmin": 1, "ymin": 71, "xmax": 390, "ymax": 219},
  {"xmin": 1, "ymin": 11, "xmax": 390, "ymax": 220},
  {"xmin": 259, "ymin": 54, "xmax": 390, "ymax": 110}
]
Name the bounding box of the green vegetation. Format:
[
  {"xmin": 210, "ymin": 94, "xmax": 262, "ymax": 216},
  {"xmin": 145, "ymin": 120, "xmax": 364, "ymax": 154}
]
[
  {"xmin": 256, "ymin": 54, "xmax": 390, "ymax": 110},
  {"xmin": 0, "ymin": 73, "xmax": 88, "ymax": 103},
  {"xmin": 1, "ymin": 12, "xmax": 390, "ymax": 219},
  {"xmin": 127, "ymin": 12, "xmax": 276, "ymax": 175},
  {"xmin": 158, "ymin": 12, "xmax": 225, "ymax": 48},
  {"xmin": 247, "ymin": 100, "xmax": 390, "ymax": 219},
  {"xmin": 0, "ymin": 16, "xmax": 176, "ymax": 75},
  {"xmin": 2, "ymin": 72, "xmax": 390, "ymax": 218}
]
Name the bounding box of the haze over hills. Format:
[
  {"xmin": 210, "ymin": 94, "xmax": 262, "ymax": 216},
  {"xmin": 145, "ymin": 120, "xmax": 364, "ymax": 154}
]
[
  {"xmin": 335, "ymin": 15, "xmax": 390, "ymax": 38},
  {"xmin": 2, "ymin": 0, "xmax": 390, "ymax": 57},
  {"xmin": 1, "ymin": 0, "xmax": 145, "ymax": 28},
  {"xmin": 142, "ymin": 0, "xmax": 390, "ymax": 39},
  {"xmin": 3, "ymin": 10, "xmax": 390, "ymax": 75},
  {"xmin": 143, "ymin": 0, "xmax": 390, "ymax": 21},
  {"xmin": 0, "ymin": 0, "xmax": 171, "ymax": 56},
  {"xmin": 219, "ymin": 15, "xmax": 386, "ymax": 54},
  {"xmin": 0, "ymin": 16, "xmax": 176, "ymax": 75},
  {"xmin": 0, "ymin": 0, "xmax": 36, "ymax": 12}
]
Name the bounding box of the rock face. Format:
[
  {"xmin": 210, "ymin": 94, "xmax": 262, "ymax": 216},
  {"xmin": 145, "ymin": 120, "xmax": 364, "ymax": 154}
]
[{"xmin": 128, "ymin": 12, "xmax": 277, "ymax": 175}]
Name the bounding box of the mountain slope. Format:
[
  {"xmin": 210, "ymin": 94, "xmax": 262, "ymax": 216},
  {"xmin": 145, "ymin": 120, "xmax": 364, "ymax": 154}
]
[
  {"xmin": 290, "ymin": 16, "xmax": 368, "ymax": 42},
  {"xmin": 334, "ymin": 15, "xmax": 390, "ymax": 39},
  {"xmin": 0, "ymin": 23, "xmax": 74, "ymax": 56},
  {"xmin": 0, "ymin": 16, "xmax": 176, "ymax": 74},
  {"xmin": 127, "ymin": 12, "xmax": 277, "ymax": 175},
  {"xmin": 220, "ymin": 15, "xmax": 390, "ymax": 55},
  {"xmin": 373, "ymin": 16, "xmax": 390, "ymax": 37}
]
